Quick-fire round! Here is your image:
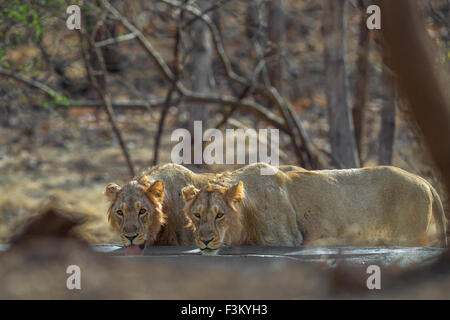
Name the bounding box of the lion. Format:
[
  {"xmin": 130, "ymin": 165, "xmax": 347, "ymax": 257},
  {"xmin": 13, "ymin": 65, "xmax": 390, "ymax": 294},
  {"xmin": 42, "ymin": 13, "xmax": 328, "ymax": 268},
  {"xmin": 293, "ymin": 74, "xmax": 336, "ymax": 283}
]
[
  {"xmin": 104, "ymin": 164, "xmax": 213, "ymax": 254},
  {"xmin": 182, "ymin": 163, "xmax": 447, "ymax": 255}
]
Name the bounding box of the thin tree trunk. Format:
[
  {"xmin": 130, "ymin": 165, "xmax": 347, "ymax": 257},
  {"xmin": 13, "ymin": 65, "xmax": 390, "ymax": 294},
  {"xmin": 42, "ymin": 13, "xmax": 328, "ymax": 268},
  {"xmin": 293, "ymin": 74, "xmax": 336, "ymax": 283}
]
[
  {"xmin": 189, "ymin": 0, "xmax": 213, "ymax": 132},
  {"xmin": 246, "ymin": 0, "xmax": 261, "ymax": 40},
  {"xmin": 352, "ymin": 0, "xmax": 370, "ymax": 163},
  {"xmin": 153, "ymin": 86, "xmax": 176, "ymax": 166},
  {"xmin": 186, "ymin": 1, "xmax": 214, "ymax": 166},
  {"xmin": 323, "ymin": 0, "xmax": 360, "ymax": 168},
  {"xmin": 378, "ymin": 63, "xmax": 396, "ymax": 165},
  {"xmin": 267, "ymin": 0, "xmax": 285, "ymax": 93}
]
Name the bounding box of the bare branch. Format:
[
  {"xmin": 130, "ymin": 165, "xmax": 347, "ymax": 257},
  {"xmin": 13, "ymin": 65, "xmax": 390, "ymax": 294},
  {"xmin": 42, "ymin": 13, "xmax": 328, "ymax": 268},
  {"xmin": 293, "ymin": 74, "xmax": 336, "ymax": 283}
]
[
  {"xmin": 78, "ymin": 19, "xmax": 136, "ymax": 177},
  {"xmin": 0, "ymin": 67, "xmax": 178, "ymax": 110},
  {"xmin": 0, "ymin": 65, "xmax": 283, "ymax": 132},
  {"xmin": 163, "ymin": 0, "xmax": 317, "ymax": 168},
  {"xmin": 95, "ymin": 32, "xmax": 137, "ymax": 48},
  {"xmin": 101, "ymin": 0, "xmax": 176, "ymax": 83},
  {"xmin": 162, "ymin": 0, "xmax": 247, "ymax": 85},
  {"xmin": 58, "ymin": 98, "xmax": 175, "ymax": 109},
  {"xmin": 0, "ymin": 67, "xmax": 65, "ymax": 101},
  {"xmin": 181, "ymin": 91, "xmax": 288, "ymax": 131},
  {"xmin": 182, "ymin": 0, "xmax": 232, "ymax": 29},
  {"xmin": 102, "ymin": 0, "xmax": 286, "ymax": 131}
]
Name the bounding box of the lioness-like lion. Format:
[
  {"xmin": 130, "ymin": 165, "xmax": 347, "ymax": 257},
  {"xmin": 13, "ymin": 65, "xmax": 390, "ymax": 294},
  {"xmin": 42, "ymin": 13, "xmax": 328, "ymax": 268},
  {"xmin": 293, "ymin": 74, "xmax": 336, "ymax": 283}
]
[
  {"xmin": 104, "ymin": 164, "xmax": 213, "ymax": 254},
  {"xmin": 182, "ymin": 163, "xmax": 447, "ymax": 254}
]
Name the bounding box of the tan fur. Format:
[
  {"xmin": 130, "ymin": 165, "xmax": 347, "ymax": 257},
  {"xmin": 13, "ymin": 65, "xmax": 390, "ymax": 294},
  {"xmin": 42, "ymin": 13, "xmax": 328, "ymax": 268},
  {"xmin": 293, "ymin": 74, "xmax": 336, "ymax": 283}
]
[
  {"xmin": 183, "ymin": 163, "xmax": 447, "ymax": 254},
  {"xmin": 104, "ymin": 164, "xmax": 213, "ymax": 246}
]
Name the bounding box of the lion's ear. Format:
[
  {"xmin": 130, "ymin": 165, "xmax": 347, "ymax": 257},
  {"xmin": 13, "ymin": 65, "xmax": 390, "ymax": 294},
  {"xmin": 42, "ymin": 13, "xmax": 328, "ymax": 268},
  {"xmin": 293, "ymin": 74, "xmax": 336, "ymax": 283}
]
[
  {"xmin": 147, "ymin": 180, "xmax": 164, "ymax": 202},
  {"xmin": 137, "ymin": 174, "xmax": 149, "ymax": 185},
  {"xmin": 104, "ymin": 183, "xmax": 121, "ymax": 201},
  {"xmin": 226, "ymin": 181, "xmax": 244, "ymax": 204},
  {"xmin": 182, "ymin": 185, "xmax": 199, "ymax": 202}
]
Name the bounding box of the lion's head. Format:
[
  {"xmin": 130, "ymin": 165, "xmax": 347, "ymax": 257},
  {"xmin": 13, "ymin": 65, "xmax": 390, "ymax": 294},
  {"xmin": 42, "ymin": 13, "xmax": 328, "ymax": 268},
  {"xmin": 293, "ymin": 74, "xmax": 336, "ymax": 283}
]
[
  {"xmin": 182, "ymin": 181, "xmax": 244, "ymax": 255},
  {"xmin": 104, "ymin": 175, "xmax": 165, "ymax": 254}
]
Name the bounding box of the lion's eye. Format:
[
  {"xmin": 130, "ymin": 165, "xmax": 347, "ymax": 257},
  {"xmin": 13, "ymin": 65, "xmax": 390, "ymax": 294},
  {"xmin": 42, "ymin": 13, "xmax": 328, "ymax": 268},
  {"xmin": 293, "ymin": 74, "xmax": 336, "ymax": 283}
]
[
  {"xmin": 139, "ymin": 208, "xmax": 146, "ymax": 215},
  {"xmin": 194, "ymin": 213, "xmax": 201, "ymax": 219},
  {"xmin": 216, "ymin": 213, "xmax": 224, "ymax": 219},
  {"xmin": 116, "ymin": 210, "xmax": 123, "ymax": 216}
]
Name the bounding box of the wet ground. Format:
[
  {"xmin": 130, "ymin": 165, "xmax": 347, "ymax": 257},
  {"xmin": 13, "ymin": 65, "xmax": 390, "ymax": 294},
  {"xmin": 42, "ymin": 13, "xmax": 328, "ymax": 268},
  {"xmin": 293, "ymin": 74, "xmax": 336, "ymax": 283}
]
[
  {"xmin": 91, "ymin": 245, "xmax": 445, "ymax": 269},
  {"xmin": 0, "ymin": 243, "xmax": 443, "ymax": 269}
]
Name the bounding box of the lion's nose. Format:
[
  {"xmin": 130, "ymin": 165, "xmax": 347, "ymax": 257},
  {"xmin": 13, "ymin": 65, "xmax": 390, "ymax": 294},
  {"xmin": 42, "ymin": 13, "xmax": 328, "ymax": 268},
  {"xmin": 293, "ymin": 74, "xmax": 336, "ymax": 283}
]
[
  {"xmin": 125, "ymin": 234, "xmax": 138, "ymax": 242},
  {"xmin": 201, "ymin": 238, "xmax": 213, "ymax": 246}
]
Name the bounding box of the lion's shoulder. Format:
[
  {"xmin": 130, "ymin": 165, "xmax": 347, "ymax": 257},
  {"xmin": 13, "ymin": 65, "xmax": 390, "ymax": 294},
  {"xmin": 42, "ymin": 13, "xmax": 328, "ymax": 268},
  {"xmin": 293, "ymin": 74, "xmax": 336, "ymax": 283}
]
[{"xmin": 142, "ymin": 163, "xmax": 192, "ymax": 176}]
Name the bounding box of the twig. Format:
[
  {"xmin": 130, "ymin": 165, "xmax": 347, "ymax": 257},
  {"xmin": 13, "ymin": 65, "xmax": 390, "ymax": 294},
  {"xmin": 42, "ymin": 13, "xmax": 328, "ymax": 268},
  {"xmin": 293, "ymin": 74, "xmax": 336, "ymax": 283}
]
[
  {"xmin": 95, "ymin": 32, "xmax": 137, "ymax": 47},
  {"xmin": 215, "ymin": 58, "xmax": 267, "ymax": 129},
  {"xmin": 181, "ymin": 91, "xmax": 287, "ymax": 131},
  {"xmin": 182, "ymin": 0, "xmax": 232, "ymax": 29},
  {"xmin": 0, "ymin": 67, "xmax": 65, "ymax": 101},
  {"xmin": 0, "ymin": 67, "xmax": 180, "ymax": 110},
  {"xmin": 64, "ymin": 99, "xmax": 174, "ymax": 109}
]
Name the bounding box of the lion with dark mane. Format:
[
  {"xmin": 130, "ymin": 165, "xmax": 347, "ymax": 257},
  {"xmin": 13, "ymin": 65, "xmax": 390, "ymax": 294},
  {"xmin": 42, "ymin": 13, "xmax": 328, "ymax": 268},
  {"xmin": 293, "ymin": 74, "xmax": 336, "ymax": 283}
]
[{"xmin": 104, "ymin": 164, "xmax": 213, "ymax": 254}]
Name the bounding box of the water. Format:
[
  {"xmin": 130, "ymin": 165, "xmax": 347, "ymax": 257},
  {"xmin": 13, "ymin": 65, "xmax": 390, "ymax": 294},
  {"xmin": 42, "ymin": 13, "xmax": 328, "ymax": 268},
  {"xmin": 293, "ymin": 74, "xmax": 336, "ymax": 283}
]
[
  {"xmin": 91, "ymin": 245, "xmax": 446, "ymax": 268},
  {"xmin": 1, "ymin": 243, "xmax": 442, "ymax": 268}
]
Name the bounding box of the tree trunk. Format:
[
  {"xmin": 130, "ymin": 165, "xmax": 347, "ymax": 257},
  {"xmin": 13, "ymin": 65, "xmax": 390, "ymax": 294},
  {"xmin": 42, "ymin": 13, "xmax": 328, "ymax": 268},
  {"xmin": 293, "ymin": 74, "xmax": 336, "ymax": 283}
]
[
  {"xmin": 376, "ymin": 28, "xmax": 397, "ymax": 166},
  {"xmin": 189, "ymin": 0, "xmax": 213, "ymax": 132},
  {"xmin": 246, "ymin": 0, "xmax": 261, "ymax": 40},
  {"xmin": 267, "ymin": 0, "xmax": 285, "ymax": 93},
  {"xmin": 187, "ymin": 0, "xmax": 214, "ymax": 166},
  {"xmin": 323, "ymin": 0, "xmax": 360, "ymax": 168},
  {"xmin": 352, "ymin": 0, "xmax": 370, "ymax": 163},
  {"xmin": 378, "ymin": 64, "xmax": 396, "ymax": 165},
  {"xmin": 375, "ymin": 0, "xmax": 450, "ymax": 194}
]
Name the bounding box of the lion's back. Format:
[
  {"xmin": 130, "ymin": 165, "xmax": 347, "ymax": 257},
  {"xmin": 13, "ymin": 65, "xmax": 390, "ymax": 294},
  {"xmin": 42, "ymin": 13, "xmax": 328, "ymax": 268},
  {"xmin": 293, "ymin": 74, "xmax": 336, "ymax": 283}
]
[{"xmin": 286, "ymin": 166, "xmax": 441, "ymax": 246}]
